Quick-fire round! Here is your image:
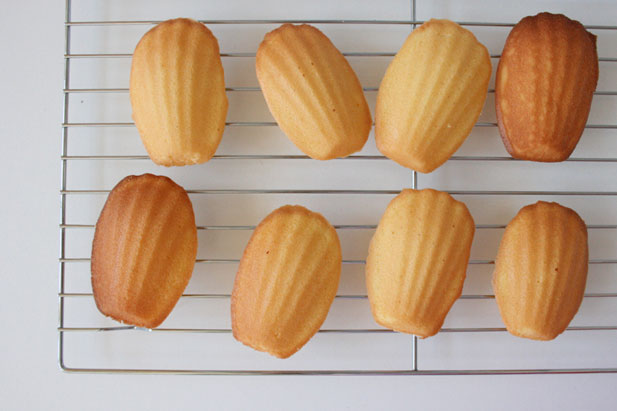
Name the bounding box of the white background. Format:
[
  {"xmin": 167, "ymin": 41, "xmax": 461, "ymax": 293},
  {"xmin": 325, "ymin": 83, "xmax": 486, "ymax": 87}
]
[{"xmin": 2, "ymin": 0, "xmax": 617, "ymax": 409}]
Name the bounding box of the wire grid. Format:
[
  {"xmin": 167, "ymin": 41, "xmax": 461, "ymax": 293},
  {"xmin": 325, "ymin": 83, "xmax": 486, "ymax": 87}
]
[{"xmin": 59, "ymin": 0, "xmax": 617, "ymax": 375}]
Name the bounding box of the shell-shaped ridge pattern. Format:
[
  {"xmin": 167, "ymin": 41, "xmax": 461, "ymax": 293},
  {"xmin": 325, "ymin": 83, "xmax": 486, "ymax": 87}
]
[
  {"xmin": 130, "ymin": 18, "xmax": 228, "ymax": 166},
  {"xmin": 256, "ymin": 24, "xmax": 372, "ymax": 160},
  {"xmin": 493, "ymin": 201, "xmax": 589, "ymax": 340},
  {"xmin": 231, "ymin": 205, "xmax": 342, "ymax": 358},
  {"xmin": 91, "ymin": 174, "xmax": 198, "ymax": 329},
  {"xmin": 376, "ymin": 19, "xmax": 491, "ymax": 173},
  {"xmin": 366, "ymin": 189, "xmax": 475, "ymax": 338}
]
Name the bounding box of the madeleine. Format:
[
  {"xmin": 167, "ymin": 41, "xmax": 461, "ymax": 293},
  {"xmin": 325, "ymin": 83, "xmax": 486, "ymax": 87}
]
[
  {"xmin": 256, "ymin": 24, "xmax": 371, "ymax": 160},
  {"xmin": 376, "ymin": 19, "xmax": 491, "ymax": 173},
  {"xmin": 366, "ymin": 189, "xmax": 475, "ymax": 338},
  {"xmin": 92, "ymin": 174, "xmax": 197, "ymax": 328},
  {"xmin": 231, "ymin": 205, "xmax": 341, "ymax": 358},
  {"xmin": 493, "ymin": 201, "xmax": 588, "ymax": 340},
  {"xmin": 496, "ymin": 13, "xmax": 598, "ymax": 162},
  {"xmin": 130, "ymin": 18, "xmax": 228, "ymax": 166}
]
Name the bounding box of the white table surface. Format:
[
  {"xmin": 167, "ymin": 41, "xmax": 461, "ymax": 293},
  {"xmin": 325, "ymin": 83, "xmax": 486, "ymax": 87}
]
[{"xmin": 2, "ymin": 1, "xmax": 617, "ymax": 409}]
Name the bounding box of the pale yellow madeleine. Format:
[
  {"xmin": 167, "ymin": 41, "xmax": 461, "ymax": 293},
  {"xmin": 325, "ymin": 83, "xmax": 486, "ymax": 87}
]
[
  {"xmin": 92, "ymin": 174, "xmax": 197, "ymax": 328},
  {"xmin": 130, "ymin": 18, "xmax": 228, "ymax": 166},
  {"xmin": 231, "ymin": 205, "xmax": 342, "ymax": 358},
  {"xmin": 366, "ymin": 189, "xmax": 475, "ymax": 338},
  {"xmin": 493, "ymin": 201, "xmax": 588, "ymax": 340},
  {"xmin": 496, "ymin": 13, "xmax": 598, "ymax": 162},
  {"xmin": 256, "ymin": 24, "xmax": 372, "ymax": 160},
  {"xmin": 376, "ymin": 19, "xmax": 491, "ymax": 173}
]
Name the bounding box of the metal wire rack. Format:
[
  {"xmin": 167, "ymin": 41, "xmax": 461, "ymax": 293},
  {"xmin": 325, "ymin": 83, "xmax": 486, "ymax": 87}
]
[{"xmin": 59, "ymin": 0, "xmax": 617, "ymax": 375}]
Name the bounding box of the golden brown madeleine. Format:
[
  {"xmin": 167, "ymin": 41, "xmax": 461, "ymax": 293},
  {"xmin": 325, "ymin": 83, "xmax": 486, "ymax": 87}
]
[
  {"xmin": 256, "ymin": 24, "xmax": 372, "ymax": 160},
  {"xmin": 366, "ymin": 189, "xmax": 475, "ymax": 338},
  {"xmin": 496, "ymin": 13, "xmax": 598, "ymax": 162},
  {"xmin": 91, "ymin": 174, "xmax": 197, "ymax": 328},
  {"xmin": 130, "ymin": 18, "xmax": 228, "ymax": 166},
  {"xmin": 376, "ymin": 20, "xmax": 491, "ymax": 173},
  {"xmin": 231, "ymin": 205, "xmax": 342, "ymax": 358},
  {"xmin": 493, "ymin": 201, "xmax": 588, "ymax": 340}
]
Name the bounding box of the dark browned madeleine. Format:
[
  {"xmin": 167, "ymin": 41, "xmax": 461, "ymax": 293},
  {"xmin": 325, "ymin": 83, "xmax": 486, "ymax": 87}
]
[
  {"xmin": 91, "ymin": 174, "xmax": 197, "ymax": 328},
  {"xmin": 493, "ymin": 201, "xmax": 588, "ymax": 340},
  {"xmin": 496, "ymin": 13, "xmax": 598, "ymax": 162}
]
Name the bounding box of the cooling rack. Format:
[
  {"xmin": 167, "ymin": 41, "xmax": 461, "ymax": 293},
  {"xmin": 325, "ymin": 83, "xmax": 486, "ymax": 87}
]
[{"xmin": 59, "ymin": 0, "xmax": 617, "ymax": 375}]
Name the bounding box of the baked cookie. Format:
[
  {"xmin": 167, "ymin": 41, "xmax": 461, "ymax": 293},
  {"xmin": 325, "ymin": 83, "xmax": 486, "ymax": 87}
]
[
  {"xmin": 376, "ymin": 19, "xmax": 491, "ymax": 173},
  {"xmin": 130, "ymin": 18, "xmax": 228, "ymax": 166},
  {"xmin": 493, "ymin": 201, "xmax": 589, "ymax": 340},
  {"xmin": 231, "ymin": 205, "xmax": 342, "ymax": 358},
  {"xmin": 366, "ymin": 189, "xmax": 475, "ymax": 338},
  {"xmin": 91, "ymin": 174, "xmax": 197, "ymax": 328},
  {"xmin": 496, "ymin": 13, "xmax": 598, "ymax": 162},
  {"xmin": 256, "ymin": 24, "xmax": 372, "ymax": 160}
]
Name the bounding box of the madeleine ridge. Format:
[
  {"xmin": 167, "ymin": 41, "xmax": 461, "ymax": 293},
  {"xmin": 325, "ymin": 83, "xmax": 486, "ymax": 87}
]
[
  {"xmin": 496, "ymin": 13, "xmax": 598, "ymax": 162},
  {"xmin": 256, "ymin": 24, "xmax": 372, "ymax": 160},
  {"xmin": 493, "ymin": 202, "xmax": 589, "ymax": 341},
  {"xmin": 366, "ymin": 189, "xmax": 475, "ymax": 338},
  {"xmin": 130, "ymin": 18, "xmax": 228, "ymax": 166},
  {"xmin": 376, "ymin": 19, "xmax": 491, "ymax": 173},
  {"xmin": 231, "ymin": 205, "xmax": 342, "ymax": 358},
  {"xmin": 91, "ymin": 174, "xmax": 198, "ymax": 328}
]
